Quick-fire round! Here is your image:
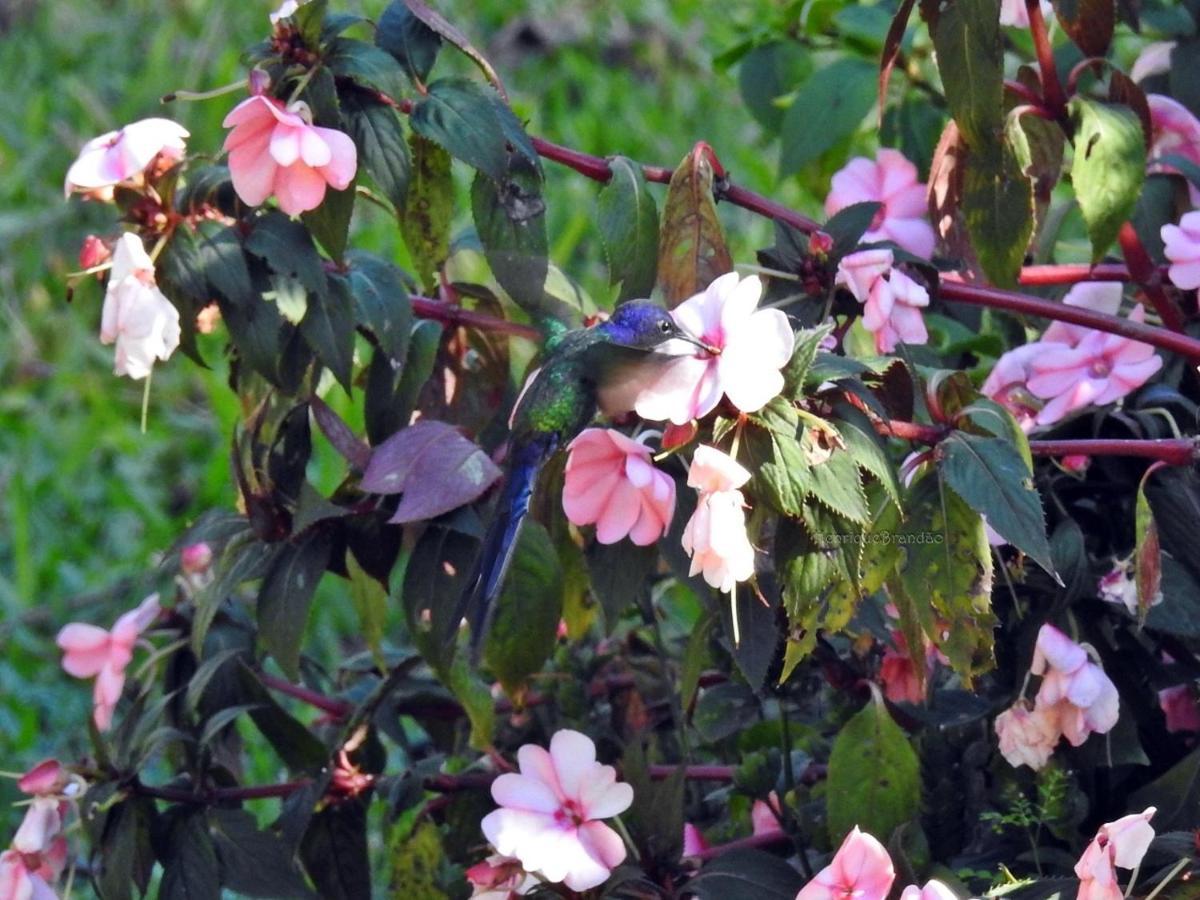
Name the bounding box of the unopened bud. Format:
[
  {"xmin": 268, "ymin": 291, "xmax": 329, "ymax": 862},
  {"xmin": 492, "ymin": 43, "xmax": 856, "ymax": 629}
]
[
  {"xmin": 809, "ymin": 230, "xmax": 834, "ymax": 257},
  {"xmin": 79, "ymin": 235, "xmax": 111, "ymax": 270},
  {"xmin": 180, "ymin": 542, "xmax": 213, "ymax": 575}
]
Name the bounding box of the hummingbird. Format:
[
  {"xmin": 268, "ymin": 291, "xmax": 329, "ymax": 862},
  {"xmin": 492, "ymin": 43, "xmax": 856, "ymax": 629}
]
[{"xmin": 457, "ymin": 300, "xmax": 710, "ymax": 656}]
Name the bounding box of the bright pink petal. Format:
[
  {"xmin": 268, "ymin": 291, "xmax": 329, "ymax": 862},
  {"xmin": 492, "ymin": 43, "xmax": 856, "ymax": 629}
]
[
  {"xmin": 273, "ymin": 163, "xmax": 328, "ymax": 216},
  {"xmin": 314, "ymin": 127, "xmax": 358, "ymax": 189},
  {"xmin": 56, "ymin": 624, "xmax": 111, "ymax": 678},
  {"xmin": 594, "ymin": 477, "xmax": 641, "ymax": 543}
]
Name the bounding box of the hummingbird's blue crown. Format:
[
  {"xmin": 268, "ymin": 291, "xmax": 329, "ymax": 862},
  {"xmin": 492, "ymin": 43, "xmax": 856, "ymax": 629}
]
[{"xmin": 599, "ymin": 300, "xmax": 698, "ymax": 350}]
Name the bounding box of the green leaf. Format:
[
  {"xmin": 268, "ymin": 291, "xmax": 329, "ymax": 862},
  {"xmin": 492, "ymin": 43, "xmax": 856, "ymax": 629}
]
[
  {"xmin": 782, "ymin": 322, "xmax": 836, "ymax": 397},
  {"xmin": 597, "ymin": 156, "xmax": 659, "ymax": 302},
  {"xmin": 1055, "ymin": 0, "xmax": 1115, "ymax": 56},
  {"xmin": 159, "ymin": 809, "xmax": 221, "ymax": 900},
  {"xmin": 743, "ymin": 406, "xmax": 812, "ymax": 518},
  {"xmin": 656, "ymin": 144, "xmax": 733, "ymax": 307},
  {"xmin": 410, "ymin": 77, "xmax": 511, "ymax": 181},
  {"xmin": 1130, "ymin": 746, "xmax": 1200, "ymax": 831},
  {"xmin": 365, "ymin": 320, "xmax": 441, "ymax": 444},
  {"xmin": 441, "ymin": 652, "xmax": 495, "ymax": 749},
  {"xmin": 937, "ymin": 432, "xmax": 1055, "ymax": 575},
  {"xmin": 779, "ymin": 58, "xmax": 877, "ymax": 174},
  {"xmin": 931, "ymin": 0, "xmax": 1003, "ymax": 147},
  {"xmin": 400, "ymin": 133, "xmax": 453, "ymax": 292},
  {"xmin": 962, "ymin": 142, "xmax": 1034, "ymax": 288},
  {"xmin": 688, "ymin": 850, "xmax": 806, "ymax": 899},
  {"xmin": 210, "ymin": 808, "xmax": 315, "ymax": 899},
  {"xmin": 291, "ymin": 0, "xmax": 327, "ymax": 47},
  {"xmin": 326, "ymin": 36, "xmax": 407, "ymax": 99},
  {"xmin": 823, "ymin": 201, "xmax": 885, "ymax": 263},
  {"xmin": 737, "ymin": 41, "xmax": 810, "ymax": 134},
  {"xmin": 301, "ymin": 273, "xmax": 356, "ymax": 392},
  {"xmin": 376, "ymin": 1, "xmax": 441, "ymax": 82},
  {"xmin": 680, "ymin": 611, "xmax": 716, "ymax": 711},
  {"xmin": 257, "ymin": 528, "xmax": 334, "ymax": 680},
  {"xmin": 832, "ymin": 402, "xmax": 902, "ymax": 510},
  {"xmin": 825, "ymin": 689, "xmax": 921, "ymax": 846},
  {"xmin": 95, "ymin": 797, "xmax": 156, "ymax": 900},
  {"xmin": 339, "ymin": 87, "xmax": 410, "ymax": 212},
  {"xmin": 346, "ymin": 251, "xmax": 412, "ymax": 364},
  {"xmin": 808, "ymin": 447, "xmax": 869, "ymax": 525},
  {"xmin": 300, "ymin": 799, "xmax": 371, "ymax": 900},
  {"xmin": 485, "ymin": 521, "xmax": 563, "ymax": 693},
  {"xmin": 347, "ymin": 550, "xmax": 388, "ymax": 671},
  {"xmin": 235, "ymin": 662, "xmax": 329, "ymax": 770},
  {"xmin": 585, "ymin": 540, "xmax": 656, "ymax": 632},
  {"xmin": 302, "ymin": 178, "xmax": 356, "ymax": 263},
  {"xmin": 694, "ymin": 682, "xmax": 760, "ymax": 742},
  {"xmin": 245, "ymin": 212, "xmax": 328, "ymax": 299},
  {"xmin": 1069, "ymin": 98, "xmax": 1146, "ymax": 262},
  {"xmin": 1136, "ymin": 470, "xmax": 1164, "ymax": 623},
  {"xmin": 621, "ymin": 740, "xmax": 686, "ymax": 866}
]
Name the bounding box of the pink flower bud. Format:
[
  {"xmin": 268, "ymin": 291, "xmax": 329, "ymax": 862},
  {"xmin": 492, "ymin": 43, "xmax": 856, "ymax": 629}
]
[
  {"xmin": 78, "ymin": 235, "xmax": 111, "ymax": 270},
  {"xmin": 809, "ymin": 230, "xmax": 834, "ymax": 256},
  {"xmin": 17, "ymin": 761, "xmax": 66, "ymax": 797},
  {"xmin": 180, "ymin": 542, "xmax": 213, "ymax": 575}
]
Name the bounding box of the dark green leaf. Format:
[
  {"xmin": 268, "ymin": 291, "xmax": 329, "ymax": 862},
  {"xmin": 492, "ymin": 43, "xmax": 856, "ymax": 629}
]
[
  {"xmin": 826, "ymin": 690, "xmax": 920, "ymax": 845},
  {"xmin": 783, "ymin": 322, "xmax": 836, "ymax": 397},
  {"xmin": 779, "ymin": 58, "xmax": 877, "ymax": 173},
  {"xmin": 346, "ymin": 550, "xmax": 388, "ymax": 671},
  {"xmin": 833, "ymin": 402, "xmax": 902, "ymax": 510},
  {"xmin": 235, "ymin": 663, "xmax": 329, "ymax": 770},
  {"xmin": 808, "ymin": 449, "xmax": 869, "ymax": 525},
  {"xmin": 302, "ymin": 179, "xmax": 356, "ymax": 264},
  {"xmin": 597, "ymin": 156, "xmax": 659, "ymax": 302},
  {"xmin": 95, "ymin": 797, "xmax": 156, "ymax": 900},
  {"xmin": 1069, "ymin": 98, "xmax": 1146, "ymax": 262},
  {"xmin": 301, "ymin": 273, "xmax": 356, "ymax": 391},
  {"xmin": 824, "ymin": 201, "xmax": 884, "ymax": 263},
  {"xmin": 300, "ymin": 799, "xmax": 371, "ymax": 900},
  {"xmin": 346, "ymin": 250, "xmax": 412, "ymax": 363},
  {"xmin": 245, "ymin": 212, "xmax": 328, "ymax": 299},
  {"xmin": 738, "ymin": 41, "xmax": 810, "ymax": 134},
  {"xmin": 470, "ymin": 167, "xmax": 555, "ymax": 319},
  {"xmin": 931, "ymin": 0, "xmax": 1003, "ymax": 147},
  {"xmin": 210, "ymin": 808, "xmax": 315, "ymax": 898},
  {"xmin": 400, "ymin": 133, "xmax": 454, "ymax": 292},
  {"xmin": 159, "ymin": 809, "xmax": 221, "ymax": 900},
  {"xmin": 410, "ymin": 77, "xmax": 510, "ymax": 181},
  {"xmin": 365, "ymin": 320, "xmax": 441, "ymax": 444},
  {"xmin": 198, "ymin": 703, "xmax": 260, "ymax": 748},
  {"xmin": 376, "ymin": 0, "xmax": 441, "ymax": 82},
  {"xmin": 339, "ymin": 87, "xmax": 410, "ymax": 212},
  {"xmin": 1130, "ymin": 746, "xmax": 1200, "ymax": 831},
  {"xmin": 656, "ymin": 144, "xmax": 733, "ymax": 307},
  {"xmin": 621, "ymin": 740, "xmax": 686, "ymax": 866},
  {"xmin": 257, "ymin": 528, "xmax": 334, "ymax": 680},
  {"xmin": 963, "ymin": 142, "xmax": 1034, "ymax": 288},
  {"xmin": 694, "ymin": 682, "xmax": 760, "ymax": 742},
  {"xmin": 1055, "ymin": 0, "xmax": 1116, "ymax": 56},
  {"xmin": 326, "ymin": 36, "xmax": 407, "ymax": 99},
  {"xmin": 585, "ymin": 539, "xmax": 657, "ymax": 632},
  {"xmin": 688, "ymin": 850, "xmax": 806, "ymax": 900}
]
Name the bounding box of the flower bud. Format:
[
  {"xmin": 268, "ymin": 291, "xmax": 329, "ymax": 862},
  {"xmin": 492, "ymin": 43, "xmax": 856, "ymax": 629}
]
[
  {"xmin": 79, "ymin": 235, "xmax": 111, "ymax": 270},
  {"xmin": 180, "ymin": 542, "xmax": 213, "ymax": 575}
]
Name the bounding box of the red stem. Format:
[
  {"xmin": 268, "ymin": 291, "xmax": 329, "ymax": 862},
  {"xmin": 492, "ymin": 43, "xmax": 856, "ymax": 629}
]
[
  {"xmin": 1026, "ymin": 0, "xmax": 1068, "ymax": 118},
  {"xmin": 410, "ymin": 294, "xmax": 540, "ymax": 339},
  {"xmin": 257, "ymin": 672, "xmax": 353, "ymax": 718},
  {"xmin": 1018, "ymin": 263, "xmax": 1138, "ymax": 286},
  {"xmin": 690, "ymin": 830, "xmax": 791, "ymax": 862},
  {"xmin": 1118, "ymin": 222, "xmax": 1186, "ymax": 332}
]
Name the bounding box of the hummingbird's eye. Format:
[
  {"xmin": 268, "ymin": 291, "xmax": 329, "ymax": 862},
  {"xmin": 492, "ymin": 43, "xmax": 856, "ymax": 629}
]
[{"xmin": 659, "ymin": 320, "xmax": 671, "ymax": 333}]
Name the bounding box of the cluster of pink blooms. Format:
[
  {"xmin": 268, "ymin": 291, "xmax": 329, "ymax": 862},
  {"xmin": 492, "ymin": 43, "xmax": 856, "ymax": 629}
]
[
  {"xmin": 982, "ymin": 282, "xmax": 1162, "ymax": 430},
  {"xmin": 99, "ymin": 234, "xmax": 182, "ymax": 380},
  {"xmin": 56, "ymin": 593, "xmax": 160, "ymax": 731},
  {"xmin": 995, "ymin": 624, "xmax": 1119, "ymax": 771},
  {"xmin": 835, "ymin": 248, "xmax": 930, "ymax": 353},
  {"xmin": 0, "ymin": 761, "xmax": 81, "ymax": 900}
]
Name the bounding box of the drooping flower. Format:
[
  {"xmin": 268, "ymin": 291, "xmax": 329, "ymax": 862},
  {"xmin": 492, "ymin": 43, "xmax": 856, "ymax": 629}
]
[
  {"xmin": 680, "ymin": 446, "xmax": 755, "ymax": 593},
  {"xmin": 11, "ymin": 802, "xmax": 61, "ymax": 857},
  {"xmin": 995, "ymin": 699, "xmax": 1061, "ymax": 771},
  {"xmin": 1032, "ymin": 624, "xmax": 1120, "ymax": 746},
  {"xmin": 56, "ymin": 593, "xmax": 161, "ymax": 731},
  {"xmin": 223, "ymin": 95, "xmax": 357, "ymax": 216},
  {"xmin": 1074, "ymin": 808, "xmax": 1156, "ymax": 900},
  {"xmin": 465, "ymin": 853, "xmax": 540, "ymax": 899},
  {"xmin": 1148, "ymin": 94, "xmax": 1200, "ymax": 207},
  {"xmin": 999, "ymin": 0, "xmax": 1052, "ymax": 28},
  {"xmin": 1162, "ymin": 211, "xmax": 1200, "ymax": 291},
  {"xmin": 835, "ymin": 249, "xmax": 929, "ymax": 353},
  {"xmin": 0, "ymin": 849, "xmax": 58, "ymax": 900},
  {"xmin": 681, "ymin": 823, "xmax": 710, "ymax": 860},
  {"xmin": 1158, "ymin": 684, "xmax": 1200, "ymax": 734},
  {"xmin": 631, "ymin": 273, "xmax": 794, "ymax": 426},
  {"xmin": 65, "ymin": 118, "xmax": 189, "ymax": 197},
  {"xmin": 1132, "ymin": 42, "xmax": 1176, "ymax": 83},
  {"xmin": 481, "ymin": 729, "xmax": 633, "ymax": 892},
  {"xmin": 796, "ymin": 826, "xmax": 895, "ymax": 900},
  {"xmin": 99, "ymin": 234, "xmax": 181, "ymax": 380},
  {"xmin": 824, "ymin": 150, "xmax": 935, "ymax": 259},
  {"xmin": 16, "ymin": 762, "xmax": 67, "ymax": 799},
  {"xmin": 899, "ymin": 880, "xmax": 958, "ymax": 900},
  {"xmin": 562, "ymin": 429, "xmax": 675, "ymax": 545}
]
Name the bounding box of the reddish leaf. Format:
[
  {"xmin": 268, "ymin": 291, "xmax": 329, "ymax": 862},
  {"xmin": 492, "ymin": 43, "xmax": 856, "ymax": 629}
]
[
  {"xmin": 656, "ymin": 143, "xmax": 733, "ymax": 308},
  {"xmin": 926, "ymin": 120, "xmax": 981, "ymax": 280},
  {"xmin": 360, "ymin": 419, "xmax": 501, "ymax": 523},
  {"xmin": 878, "ymin": 0, "xmax": 918, "ymax": 123},
  {"xmin": 1056, "ymin": 0, "xmax": 1116, "ymax": 58},
  {"xmin": 1109, "ymin": 70, "xmax": 1153, "ymax": 149}
]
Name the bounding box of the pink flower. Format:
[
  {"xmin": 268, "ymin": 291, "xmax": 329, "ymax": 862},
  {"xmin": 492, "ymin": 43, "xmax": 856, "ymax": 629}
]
[
  {"xmin": 1026, "ymin": 314, "xmax": 1162, "ymax": 426},
  {"xmin": 1132, "ymin": 42, "xmax": 1176, "ymax": 83},
  {"xmin": 681, "ymin": 446, "xmax": 756, "ymax": 593},
  {"xmin": 1074, "ymin": 809, "xmax": 1156, "ymax": 900},
  {"xmin": 981, "ymin": 342, "xmax": 1055, "ymax": 432},
  {"xmin": 16, "ymin": 763, "xmax": 66, "ymax": 798},
  {"xmin": 11, "ymin": 801, "xmax": 61, "ymax": 857},
  {"xmin": 1032, "ymin": 624, "xmax": 1120, "ymax": 746},
  {"xmin": 899, "ymin": 880, "xmax": 958, "ymax": 900},
  {"xmin": 1098, "ymin": 561, "xmax": 1151, "ymax": 616},
  {"xmin": 223, "ymin": 95, "xmax": 357, "ymax": 216},
  {"xmin": 796, "ymin": 826, "xmax": 895, "ymax": 900},
  {"xmin": 999, "ymin": 0, "xmax": 1052, "ymax": 27},
  {"xmin": 99, "ymin": 234, "xmax": 181, "ymax": 380},
  {"xmin": 1149, "ymin": 94, "xmax": 1200, "ymax": 207},
  {"xmin": 995, "ymin": 700, "xmax": 1061, "ymax": 771},
  {"xmin": 879, "ymin": 631, "xmax": 938, "ymax": 705},
  {"xmin": 65, "ymin": 118, "xmax": 188, "ymax": 196},
  {"xmin": 0, "ymin": 850, "xmax": 57, "ymax": 900},
  {"xmin": 631, "ymin": 273, "xmax": 795, "ymax": 425},
  {"xmin": 56, "ymin": 593, "xmax": 160, "ymax": 731},
  {"xmin": 835, "ymin": 249, "xmax": 929, "ymax": 353},
  {"xmin": 1158, "ymin": 684, "xmax": 1200, "ymax": 734},
  {"xmin": 681, "ymin": 823, "xmax": 710, "ymax": 859},
  {"xmin": 465, "ymin": 854, "xmax": 539, "ymax": 899},
  {"xmin": 751, "ymin": 792, "xmax": 783, "ymax": 836},
  {"xmin": 562, "ymin": 429, "xmax": 675, "ymax": 545},
  {"xmin": 180, "ymin": 542, "xmax": 214, "ymax": 576},
  {"xmin": 1040, "ymin": 282, "xmax": 1123, "ymax": 347},
  {"xmin": 1162, "ymin": 211, "xmax": 1200, "ymax": 291},
  {"xmin": 481, "ymin": 729, "xmax": 633, "ymax": 892},
  {"xmin": 824, "ymin": 150, "xmax": 935, "ymax": 259}
]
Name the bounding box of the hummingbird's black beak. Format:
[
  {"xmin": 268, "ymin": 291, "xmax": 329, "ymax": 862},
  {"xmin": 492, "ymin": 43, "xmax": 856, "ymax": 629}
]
[{"xmin": 680, "ymin": 332, "xmax": 719, "ymax": 355}]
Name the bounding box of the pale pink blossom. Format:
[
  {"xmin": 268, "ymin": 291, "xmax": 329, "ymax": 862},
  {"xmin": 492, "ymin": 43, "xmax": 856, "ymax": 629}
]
[
  {"xmin": 270, "ymin": 0, "xmax": 303, "ymax": 24},
  {"xmin": 824, "ymin": 150, "xmax": 935, "ymax": 258},
  {"xmin": 899, "ymin": 880, "xmax": 958, "ymax": 900},
  {"xmin": 99, "ymin": 234, "xmax": 181, "ymax": 380},
  {"xmin": 56, "ymin": 593, "xmax": 160, "ymax": 731},
  {"xmin": 1098, "ymin": 561, "xmax": 1153, "ymax": 615},
  {"xmin": 981, "ymin": 342, "xmax": 1055, "ymax": 432},
  {"xmin": 0, "ymin": 850, "xmax": 57, "ymax": 900},
  {"xmin": 836, "ymin": 249, "xmax": 929, "ymax": 353},
  {"xmin": 1026, "ymin": 312, "xmax": 1162, "ymax": 426},
  {"xmin": 223, "ymin": 95, "xmax": 357, "ymax": 216},
  {"xmin": 1148, "ymin": 94, "xmax": 1200, "ymax": 207},
  {"xmin": 681, "ymin": 823, "xmax": 710, "ymax": 859},
  {"xmin": 481, "ymin": 729, "xmax": 633, "ymax": 892},
  {"xmin": 631, "ymin": 273, "xmax": 794, "ymax": 425},
  {"xmin": 681, "ymin": 447, "xmax": 755, "ymax": 593},
  {"xmin": 1162, "ymin": 211, "xmax": 1200, "ymax": 291},
  {"xmin": 465, "ymin": 854, "xmax": 539, "ymax": 899},
  {"xmin": 16, "ymin": 763, "xmax": 66, "ymax": 798},
  {"xmin": 65, "ymin": 118, "xmax": 188, "ymax": 196},
  {"xmin": 1074, "ymin": 809, "xmax": 1156, "ymax": 900},
  {"xmin": 11, "ymin": 802, "xmax": 61, "ymax": 857},
  {"xmin": 999, "ymin": 0, "xmax": 1052, "ymax": 27},
  {"xmin": 1032, "ymin": 624, "xmax": 1120, "ymax": 746},
  {"xmin": 1132, "ymin": 42, "xmax": 1176, "ymax": 83},
  {"xmin": 562, "ymin": 429, "xmax": 675, "ymax": 545},
  {"xmin": 1158, "ymin": 684, "xmax": 1200, "ymax": 734},
  {"xmin": 751, "ymin": 792, "xmax": 783, "ymax": 836},
  {"xmin": 1040, "ymin": 282, "xmax": 1124, "ymax": 347},
  {"xmin": 796, "ymin": 826, "xmax": 895, "ymax": 900},
  {"xmin": 995, "ymin": 700, "xmax": 1061, "ymax": 771}
]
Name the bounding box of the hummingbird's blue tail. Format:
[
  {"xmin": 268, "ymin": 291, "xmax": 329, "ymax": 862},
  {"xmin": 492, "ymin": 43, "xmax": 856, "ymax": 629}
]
[{"xmin": 459, "ymin": 434, "xmax": 555, "ymax": 658}]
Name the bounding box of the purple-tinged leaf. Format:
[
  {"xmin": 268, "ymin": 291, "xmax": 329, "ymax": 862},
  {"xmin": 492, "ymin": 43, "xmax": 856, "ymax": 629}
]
[{"xmin": 312, "ymin": 396, "xmax": 371, "ymax": 470}]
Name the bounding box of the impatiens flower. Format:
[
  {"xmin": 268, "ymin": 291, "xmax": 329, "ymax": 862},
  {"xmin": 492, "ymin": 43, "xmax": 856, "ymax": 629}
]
[
  {"xmin": 879, "ymin": 631, "xmax": 939, "ymax": 705},
  {"xmin": 900, "ymin": 880, "xmax": 958, "ymax": 900},
  {"xmin": 1026, "ymin": 314, "xmax": 1162, "ymax": 426},
  {"xmin": 681, "ymin": 446, "xmax": 756, "ymax": 593},
  {"xmin": 1149, "ymin": 94, "xmax": 1200, "ymax": 207},
  {"xmin": 57, "ymin": 593, "xmax": 160, "ymax": 731},
  {"xmin": 681, "ymin": 823, "xmax": 710, "ymax": 859},
  {"xmin": 1040, "ymin": 282, "xmax": 1123, "ymax": 347},
  {"xmin": 223, "ymin": 95, "xmax": 357, "ymax": 216},
  {"xmin": 751, "ymin": 792, "xmax": 783, "ymax": 836},
  {"xmin": 1158, "ymin": 684, "xmax": 1200, "ymax": 734},
  {"xmin": 1132, "ymin": 42, "xmax": 1176, "ymax": 83},
  {"xmin": 796, "ymin": 826, "xmax": 895, "ymax": 900},
  {"xmin": 836, "ymin": 249, "xmax": 930, "ymax": 353},
  {"xmin": 65, "ymin": 118, "xmax": 189, "ymax": 196},
  {"xmin": 180, "ymin": 542, "xmax": 214, "ymax": 576},
  {"xmin": 562, "ymin": 429, "xmax": 675, "ymax": 545},
  {"xmin": 824, "ymin": 150, "xmax": 935, "ymax": 259},
  {"xmin": 11, "ymin": 802, "xmax": 61, "ymax": 857},
  {"xmin": 999, "ymin": 0, "xmax": 1051, "ymax": 27},
  {"xmin": 631, "ymin": 273, "xmax": 794, "ymax": 425},
  {"xmin": 1097, "ymin": 560, "xmax": 1154, "ymax": 615},
  {"xmin": 16, "ymin": 762, "xmax": 67, "ymax": 798},
  {"xmin": 0, "ymin": 849, "xmax": 57, "ymax": 900},
  {"xmin": 99, "ymin": 234, "xmax": 181, "ymax": 380},
  {"xmin": 466, "ymin": 853, "xmax": 539, "ymax": 899},
  {"xmin": 481, "ymin": 729, "xmax": 633, "ymax": 892},
  {"xmin": 1032, "ymin": 624, "xmax": 1120, "ymax": 746},
  {"xmin": 995, "ymin": 699, "xmax": 1061, "ymax": 771},
  {"xmin": 1074, "ymin": 808, "xmax": 1156, "ymax": 900},
  {"xmin": 1162, "ymin": 211, "xmax": 1200, "ymax": 291}
]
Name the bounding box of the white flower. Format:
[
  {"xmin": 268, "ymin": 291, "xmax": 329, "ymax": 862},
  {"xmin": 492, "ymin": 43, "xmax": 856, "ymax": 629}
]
[{"xmin": 99, "ymin": 234, "xmax": 181, "ymax": 380}]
